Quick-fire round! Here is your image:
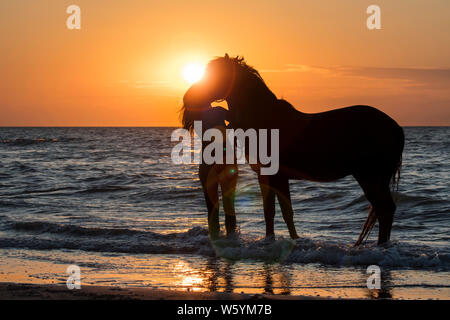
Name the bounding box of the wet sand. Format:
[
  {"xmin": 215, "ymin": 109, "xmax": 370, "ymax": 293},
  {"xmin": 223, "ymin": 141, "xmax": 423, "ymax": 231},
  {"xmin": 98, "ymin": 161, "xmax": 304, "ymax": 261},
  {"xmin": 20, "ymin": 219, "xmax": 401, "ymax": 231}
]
[
  {"xmin": 1, "ymin": 250, "xmax": 449, "ymax": 300},
  {"xmin": 0, "ymin": 282, "xmax": 326, "ymax": 300}
]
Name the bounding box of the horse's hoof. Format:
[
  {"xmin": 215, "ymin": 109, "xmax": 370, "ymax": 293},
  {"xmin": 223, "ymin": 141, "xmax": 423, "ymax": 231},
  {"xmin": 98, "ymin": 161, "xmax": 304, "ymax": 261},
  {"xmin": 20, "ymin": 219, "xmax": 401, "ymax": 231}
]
[
  {"xmin": 377, "ymin": 240, "xmax": 392, "ymax": 248},
  {"xmin": 226, "ymin": 232, "xmax": 239, "ymax": 240},
  {"xmin": 209, "ymin": 234, "xmax": 220, "ymax": 241}
]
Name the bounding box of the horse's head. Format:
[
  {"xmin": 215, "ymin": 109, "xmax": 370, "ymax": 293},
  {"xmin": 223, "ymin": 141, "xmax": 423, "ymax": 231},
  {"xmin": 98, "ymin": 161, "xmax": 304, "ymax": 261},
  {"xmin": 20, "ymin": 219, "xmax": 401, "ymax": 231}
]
[
  {"xmin": 183, "ymin": 55, "xmax": 277, "ymax": 129},
  {"xmin": 183, "ymin": 54, "xmax": 236, "ymax": 108}
]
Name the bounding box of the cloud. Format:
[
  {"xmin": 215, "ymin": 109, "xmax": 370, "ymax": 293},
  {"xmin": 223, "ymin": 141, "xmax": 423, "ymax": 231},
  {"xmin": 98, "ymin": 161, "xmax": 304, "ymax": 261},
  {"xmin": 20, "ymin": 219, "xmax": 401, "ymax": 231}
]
[
  {"xmin": 261, "ymin": 64, "xmax": 450, "ymax": 88},
  {"xmin": 132, "ymin": 80, "xmax": 173, "ymax": 89},
  {"xmin": 116, "ymin": 80, "xmax": 174, "ymax": 89},
  {"xmin": 334, "ymin": 67, "xmax": 450, "ymax": 86},
  {"xmin": 261, "ymin": 64, "xmax": 330, "ymax": 74}
]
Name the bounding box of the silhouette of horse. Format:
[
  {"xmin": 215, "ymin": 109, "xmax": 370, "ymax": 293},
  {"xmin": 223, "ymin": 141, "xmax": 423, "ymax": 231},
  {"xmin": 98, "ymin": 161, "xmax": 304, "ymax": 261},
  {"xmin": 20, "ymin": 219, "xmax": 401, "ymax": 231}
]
[{"xmin": 183, "ymin": 55, "xmax": 404, "ymax": 245}]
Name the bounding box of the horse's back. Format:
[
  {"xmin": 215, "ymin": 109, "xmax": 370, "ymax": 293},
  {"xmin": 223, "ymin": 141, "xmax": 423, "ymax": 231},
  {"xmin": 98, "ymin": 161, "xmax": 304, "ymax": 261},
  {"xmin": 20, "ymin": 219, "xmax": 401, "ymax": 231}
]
[
  {"xmin": 278, "ymin": 104, "xmax": 404, "ymax": 181},
  {"xmin": 300, "ymin": 105, "xmax": 402, "ymax": 146}
]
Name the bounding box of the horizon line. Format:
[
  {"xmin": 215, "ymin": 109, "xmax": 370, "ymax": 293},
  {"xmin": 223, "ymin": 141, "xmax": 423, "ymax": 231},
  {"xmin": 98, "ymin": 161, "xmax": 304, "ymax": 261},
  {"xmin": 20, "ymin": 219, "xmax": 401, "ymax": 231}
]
[{"xmin": 0, "ymin": 125, "xmax": 449, "ymax": 128}]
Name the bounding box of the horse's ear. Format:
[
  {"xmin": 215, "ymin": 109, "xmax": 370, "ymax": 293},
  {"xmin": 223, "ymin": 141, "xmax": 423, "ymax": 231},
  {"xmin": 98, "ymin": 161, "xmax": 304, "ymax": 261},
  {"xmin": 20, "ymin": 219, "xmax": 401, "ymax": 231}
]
[{"xmin": 224, "ymin": 53, "xmax": 229, "ymax": 59}]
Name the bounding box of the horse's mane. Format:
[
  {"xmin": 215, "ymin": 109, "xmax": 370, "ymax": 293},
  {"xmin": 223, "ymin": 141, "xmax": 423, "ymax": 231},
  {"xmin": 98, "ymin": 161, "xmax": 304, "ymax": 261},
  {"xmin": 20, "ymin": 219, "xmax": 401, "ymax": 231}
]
[
  {"xmin": 207, "ymin": 55, "xmax": 279, "ymax": 116},
  {"xmin": 209, "ymin": 55, "xmax": 269, "ymax": 87},
  {"xmin": 232, "ymin": 56, "xmax": 267, "ymax": 84}
]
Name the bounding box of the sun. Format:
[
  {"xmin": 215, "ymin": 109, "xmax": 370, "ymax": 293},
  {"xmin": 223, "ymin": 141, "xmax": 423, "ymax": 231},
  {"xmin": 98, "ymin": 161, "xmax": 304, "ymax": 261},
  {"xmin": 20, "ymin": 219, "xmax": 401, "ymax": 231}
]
[{"xmin": 182, "ymin": 63, "xmax": 205, "ymax": 84}]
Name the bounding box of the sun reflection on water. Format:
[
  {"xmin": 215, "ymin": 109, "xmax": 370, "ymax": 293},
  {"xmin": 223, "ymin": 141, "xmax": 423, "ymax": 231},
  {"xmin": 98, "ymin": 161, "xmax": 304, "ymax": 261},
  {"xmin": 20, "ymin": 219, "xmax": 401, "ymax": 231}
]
[{"xmin": 174, "ymin": 261, "xmax": 204, "ymax": 292}]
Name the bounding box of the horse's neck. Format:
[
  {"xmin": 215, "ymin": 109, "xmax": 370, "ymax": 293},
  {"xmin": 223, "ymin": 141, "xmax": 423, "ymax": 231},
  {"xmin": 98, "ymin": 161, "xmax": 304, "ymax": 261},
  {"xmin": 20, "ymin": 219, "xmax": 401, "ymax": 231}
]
[
  {"xmin": 228, "ymin": 88, "xmax": 305, "ymax": 129},
  {"xmin": 228, "ymin": 76, "xmax": 272, "ymax": 122},
  {"xmin": 228, "ymin": 97, "xmax": 272, "ymax": 129},
  {"xmin": 277, "ymin": 99, "xmax": 306, "ymax": 116},
  {"xmin": 227, "ymin": 69, "xmax": 310, "ymax": 129}
]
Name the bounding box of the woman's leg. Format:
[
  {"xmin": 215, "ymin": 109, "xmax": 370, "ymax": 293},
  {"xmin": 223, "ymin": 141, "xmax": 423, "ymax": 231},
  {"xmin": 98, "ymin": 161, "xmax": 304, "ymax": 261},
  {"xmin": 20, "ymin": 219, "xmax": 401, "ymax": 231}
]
[
  {"xmin": 199, "ymin": 164, "xmax": 220, "ymax": 239},
  {"xmin": 219, "ymin": 164, "xmax": 238, "ymax": 236}
]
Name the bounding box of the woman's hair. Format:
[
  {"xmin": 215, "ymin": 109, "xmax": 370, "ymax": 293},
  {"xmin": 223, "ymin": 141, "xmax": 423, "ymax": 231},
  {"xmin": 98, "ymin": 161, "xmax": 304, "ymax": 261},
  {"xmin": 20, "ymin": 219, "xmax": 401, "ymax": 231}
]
[{"xmin": 180, "ymin": 104, "xmax": 209, "ymax": 132}]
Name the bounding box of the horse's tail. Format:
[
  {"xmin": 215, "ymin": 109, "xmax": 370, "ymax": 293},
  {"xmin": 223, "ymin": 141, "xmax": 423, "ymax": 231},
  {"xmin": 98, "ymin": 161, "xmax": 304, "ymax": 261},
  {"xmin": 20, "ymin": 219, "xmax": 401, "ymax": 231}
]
[
  {"xmin": 355, "ymin": 127, "xmax": 404, "ymax": 246},
  {"xmin": 355, "ymin": 157, "xmax": 403, "ymax": 246},
  {"xmin": 390, "ymin": 155, "xmax": 402, "ymax": 196},
  {"xmin": 355, "ymin": 205, "xmax": 377, "ymax": 246},
  {"xmin": 391, "ymin": 125, "xmax": 404, "ymax": 200}
]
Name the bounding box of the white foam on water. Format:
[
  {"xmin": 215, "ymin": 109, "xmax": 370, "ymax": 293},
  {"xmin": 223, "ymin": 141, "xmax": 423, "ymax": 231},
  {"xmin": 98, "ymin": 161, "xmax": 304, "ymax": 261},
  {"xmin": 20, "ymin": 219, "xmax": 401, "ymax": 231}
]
[
  {"xmin": 205, "ymin": 233, "xmax": 449, "ymax": 270},
  {"xmin": 2, "ymin": 219, "xmax": 449, "ymax": 270}
]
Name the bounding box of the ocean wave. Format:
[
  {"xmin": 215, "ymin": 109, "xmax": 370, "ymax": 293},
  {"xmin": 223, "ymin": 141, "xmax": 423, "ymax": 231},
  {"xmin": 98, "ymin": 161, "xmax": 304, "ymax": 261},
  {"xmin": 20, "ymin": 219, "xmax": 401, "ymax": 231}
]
[
  {"xmin": 211, "ymin": 237, "xmax": 449, "ymax": 270},
  {"xmin": 394, "ymin": 192, "xmax": 448, "ymax": 205},
  {"xmin": 1, "ymin": 138, "xmax": 60, "ymax": 146},
  {"xmin": 299, "ymin": 191, "xmax": 349, "ymax": 203},
  {"xmin": 2, "ymin": 221, "xmax": 448, "ymax": 270},
  {"xmin": 9, "ymin": 220, "xmax": 167, "ymax": 238},
  {"xmin": 6, "ymin": 162, "xmax": 37, "ymax": 173},
  {"xmin": 0, "ymin": 236, "xmax": 206, "ymax": 255},
  {"xmin": 77, "ymin": 185, "xmax": 134, "ymax": 194},
  {"xmin": 286, "ymin": 238, "xmax": 449, "ymax": 269},
  {"xmin": 20, "ymin": 186, "xmax": 77, "ymax": 195}
]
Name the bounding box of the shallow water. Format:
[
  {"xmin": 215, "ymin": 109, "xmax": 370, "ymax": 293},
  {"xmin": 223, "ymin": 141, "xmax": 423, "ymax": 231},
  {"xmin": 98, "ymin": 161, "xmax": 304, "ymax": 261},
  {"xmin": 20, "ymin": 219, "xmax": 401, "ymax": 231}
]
[{"xmin": 0, "ymin": 127, "xmax": 448, "ymax": 299}]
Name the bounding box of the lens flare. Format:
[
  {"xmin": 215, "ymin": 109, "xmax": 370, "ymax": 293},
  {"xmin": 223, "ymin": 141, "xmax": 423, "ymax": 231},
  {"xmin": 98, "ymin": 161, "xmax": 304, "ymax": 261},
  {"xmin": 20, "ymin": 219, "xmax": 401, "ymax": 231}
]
[{"xmin": 182, "ymin": 63, "xmax": 205, "ymax": 84}]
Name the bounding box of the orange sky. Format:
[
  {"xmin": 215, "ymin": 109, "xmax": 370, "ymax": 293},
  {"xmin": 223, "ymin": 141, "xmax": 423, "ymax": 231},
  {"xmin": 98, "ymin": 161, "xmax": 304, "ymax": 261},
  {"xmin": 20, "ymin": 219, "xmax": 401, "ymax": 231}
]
[{"xmin": 0, "ymin": 0, "xmax": 449, "ymax": 126}]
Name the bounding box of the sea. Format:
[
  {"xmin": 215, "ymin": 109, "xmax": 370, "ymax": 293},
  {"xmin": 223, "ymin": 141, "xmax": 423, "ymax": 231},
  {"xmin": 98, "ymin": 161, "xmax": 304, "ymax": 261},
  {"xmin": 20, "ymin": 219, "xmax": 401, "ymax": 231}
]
[{"xmin": 0, "ymin": 127, "xmax": 448, "ymax": 299}]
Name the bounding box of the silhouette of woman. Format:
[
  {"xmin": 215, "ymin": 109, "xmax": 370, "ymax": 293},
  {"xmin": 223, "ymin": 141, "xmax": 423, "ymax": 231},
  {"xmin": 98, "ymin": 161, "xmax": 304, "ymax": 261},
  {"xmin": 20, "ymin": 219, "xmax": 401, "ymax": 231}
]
[{"xmin": 181, "ymin": 103, "xmax": 238, "ymax": 240}]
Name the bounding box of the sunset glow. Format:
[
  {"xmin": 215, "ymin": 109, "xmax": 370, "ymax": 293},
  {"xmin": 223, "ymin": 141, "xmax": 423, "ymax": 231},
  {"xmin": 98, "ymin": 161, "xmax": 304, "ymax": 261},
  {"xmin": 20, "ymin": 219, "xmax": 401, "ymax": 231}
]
[
  {"xmin": 0, "ymin": 1, "xmax": 448, "ymax": 303},
  {"xmin": 182, "ymin": 63, "xmax": 205, "ymax": 84},
  {"xmin": 0, "ymin": 1, "xmax": 449, "ymax": 126}
]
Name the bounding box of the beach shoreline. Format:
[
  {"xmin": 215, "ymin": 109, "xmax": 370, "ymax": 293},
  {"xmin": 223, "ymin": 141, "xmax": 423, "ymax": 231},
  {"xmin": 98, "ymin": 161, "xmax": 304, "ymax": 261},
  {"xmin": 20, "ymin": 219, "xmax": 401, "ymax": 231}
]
[{"xmin": 0, "ymin": 282, "xmax": 328, "ymax": 300}]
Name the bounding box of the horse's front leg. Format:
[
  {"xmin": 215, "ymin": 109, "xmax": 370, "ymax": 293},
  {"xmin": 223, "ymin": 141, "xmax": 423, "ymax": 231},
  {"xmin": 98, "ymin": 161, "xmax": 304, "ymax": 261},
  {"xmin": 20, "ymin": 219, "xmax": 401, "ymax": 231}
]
[
  {"xmin": 258, "ymin": 174, "xmax": 276, "ymax": 238},
  {"xmin": 272, "ymin": 176, "xmax": 299, "ymax": 240}
]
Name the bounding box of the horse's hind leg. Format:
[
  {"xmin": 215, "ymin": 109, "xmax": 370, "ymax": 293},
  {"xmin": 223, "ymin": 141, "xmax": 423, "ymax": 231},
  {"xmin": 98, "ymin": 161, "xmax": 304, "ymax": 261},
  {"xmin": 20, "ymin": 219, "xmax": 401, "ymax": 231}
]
[
  {"xmin": 272, "ymin": 176, "xmax": 299, "ymax": 240},
  {"xmin": 355, "ymin": 176, "xmax": 396, "ymax": 245},
  {"xmin": 376, "ymin": 187, "xmax": 396, "ymax": 244}
]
